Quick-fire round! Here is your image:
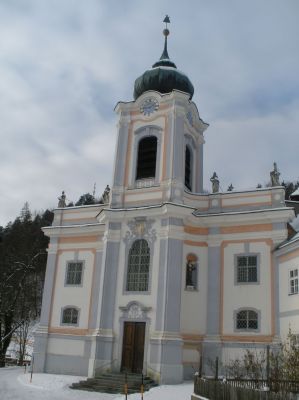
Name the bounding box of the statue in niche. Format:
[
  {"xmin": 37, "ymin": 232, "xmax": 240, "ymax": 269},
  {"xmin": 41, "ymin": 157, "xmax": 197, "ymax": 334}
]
[
  {"xmin": 58, "ymin": 191, "xmax": 66, "ymax": 208},
  {"xmin": 186, "ymin": 260, "xmax": 197, "ymax": 289},
  {"xmin": 210, "ymin": 172, "xmax": 220, "ymax": 193},
  {"xmin": 270, "ymin": 162, "xmax": 280, "ymax": 187}
]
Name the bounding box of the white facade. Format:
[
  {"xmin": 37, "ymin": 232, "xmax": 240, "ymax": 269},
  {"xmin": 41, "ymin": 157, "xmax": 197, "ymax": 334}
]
[{"xmin": 33, "ymin": 41, "xmax": 299, "ymax": 384}]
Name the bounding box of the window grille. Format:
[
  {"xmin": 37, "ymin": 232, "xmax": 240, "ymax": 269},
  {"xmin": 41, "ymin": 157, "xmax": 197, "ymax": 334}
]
[
  {"xmin": 136, "ymin": 136, "xmax": 157, "ymax": 180},
  {"xmin": 66, "ymin": 261, "xmax": 83, "ymax": 285},
  {"xmin": 237, "ymin": 255, "xmax": 257, "ymax": 283},
  {"xmin": 185, "ymin": 146, "xmax": 192, "ymax": 191},
  {"xmin": 62, "ymin": 307, "xmax": 78, "ymax": 325},
  {"xmin": 236, "ymin": 310, "xmax": 258, "ymax": 330},
  {"xmin": 126, "ymin": 239, "xmax": 150, "ymax": 291},
  {"xmin": 289, "ymin": 269, "xmax": 298, "ymax": 294}
]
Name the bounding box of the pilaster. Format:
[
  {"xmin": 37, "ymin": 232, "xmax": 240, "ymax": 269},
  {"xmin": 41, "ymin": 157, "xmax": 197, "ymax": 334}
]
[{"xmin": 152, "ymin": 234, "xmax": 184, "ymax": 383}]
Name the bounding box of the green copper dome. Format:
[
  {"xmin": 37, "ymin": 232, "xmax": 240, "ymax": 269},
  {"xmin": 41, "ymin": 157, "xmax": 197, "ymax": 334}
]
[{"xmin": 133, "ymin": 25, "xmax": 194, "ymax": 100}]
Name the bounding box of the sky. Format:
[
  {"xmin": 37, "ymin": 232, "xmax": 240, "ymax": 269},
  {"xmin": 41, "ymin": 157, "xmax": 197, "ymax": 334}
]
[{"xmin": 0, "ymin": 0, "xmax": 298, "ymax": 225}]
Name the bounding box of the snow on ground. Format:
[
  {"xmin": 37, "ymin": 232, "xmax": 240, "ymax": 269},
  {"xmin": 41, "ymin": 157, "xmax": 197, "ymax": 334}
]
[{"xmin": 0, "ymin": 367, "xmax": 194, "ymax": 400}]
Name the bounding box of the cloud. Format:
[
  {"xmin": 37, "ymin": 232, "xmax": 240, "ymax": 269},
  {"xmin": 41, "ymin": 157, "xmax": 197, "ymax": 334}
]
[{"xmin": 0, "ymin": 0, "xmax": 298, "ymax": 224}]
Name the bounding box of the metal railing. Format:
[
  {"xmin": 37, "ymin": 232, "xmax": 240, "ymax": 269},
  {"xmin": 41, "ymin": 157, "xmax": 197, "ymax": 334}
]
[{"xmin": 194, "ymin": 376, "xmax": 299, "ymax": 400}]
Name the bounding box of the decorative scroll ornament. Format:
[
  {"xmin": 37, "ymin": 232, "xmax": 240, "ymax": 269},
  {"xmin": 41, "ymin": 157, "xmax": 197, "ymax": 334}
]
[
  {"xmin": 128, "ymin": 303, "xmax": 143, "ymax": 319},
  {"xmin": 119, "ymin": 301, "xmax": 152, "ymax": 320},
  {"xmin": 125, "ymin": 217, "xmax": 156, "ymax": 242},
  {"xmin": 140, "ymin": 97, "xmax": 159, "ymax": 116},
  {"xmin": 186, "ymin": 110, "xmax": 193, "ymax": 126}
]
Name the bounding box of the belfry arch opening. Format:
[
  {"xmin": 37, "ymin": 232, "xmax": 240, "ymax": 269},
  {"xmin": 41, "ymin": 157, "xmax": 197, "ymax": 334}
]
[
  {"xmin": 185, "ymin": 145, "xmax": 192, "ymax": 191},
  {"xmin": 136, "ymin": 136, "xmax": 157, "ymax": 180}
]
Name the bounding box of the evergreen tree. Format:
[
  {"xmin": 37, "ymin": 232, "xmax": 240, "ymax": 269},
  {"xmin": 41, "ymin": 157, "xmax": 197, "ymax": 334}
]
[
  {"xmin": 75, "ymin": 193, "xmax": 96, "ymax": 206},
  {"xmin": 0, "ymin": 205, "xmax": 53, "ymax": 366},
  {"xmin": 282, "ymin": 180, "xmax": 299, "ymax": 200}
]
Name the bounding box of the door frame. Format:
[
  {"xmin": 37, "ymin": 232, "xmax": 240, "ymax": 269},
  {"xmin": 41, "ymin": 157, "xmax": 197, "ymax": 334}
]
[
  {"xmin": 118, "ymin": 301, "xmax": 151, "ymax": 374},
  {"xmin": 121, "ymin": 321, "xmax": 146, "ymax": 373}
]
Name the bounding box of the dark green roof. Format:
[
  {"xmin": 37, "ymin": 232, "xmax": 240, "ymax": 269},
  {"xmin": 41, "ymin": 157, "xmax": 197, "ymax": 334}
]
[{"xmin": 133, "ymin": 35, "xmax": 194, "ymax": 100}]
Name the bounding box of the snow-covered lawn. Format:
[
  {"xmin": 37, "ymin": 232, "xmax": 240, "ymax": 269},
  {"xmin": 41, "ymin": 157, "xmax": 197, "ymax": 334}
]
[{"xmin": 0, "ymin": 367, "xmax": 194, "ymax": 400}]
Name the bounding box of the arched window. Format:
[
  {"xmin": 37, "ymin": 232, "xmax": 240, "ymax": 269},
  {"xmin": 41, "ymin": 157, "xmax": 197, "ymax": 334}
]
[
  {"xmin": 185, "ymin": 253, "xmax": 198, "ymax": 290},
  {"xmin": 126, "ymin": 239, "xmax": 150, "ymax": 291},
  {"xmin": 185, "ymin": 146, "xmax": 192, "ymax": 191},
  {"xmin": 61, "ymin": 307, "xmax": 79, "ymax": 325},
  {"xmin": 236, "ymin": 310, "xmax": 258, "ymax": 330},
  {"xmin": 136, "ymin": 136, "xmax": 157, "ymax": 180}
]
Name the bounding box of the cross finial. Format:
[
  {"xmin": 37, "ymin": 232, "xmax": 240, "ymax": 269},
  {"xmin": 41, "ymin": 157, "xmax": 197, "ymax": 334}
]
[
  {"xmin": 163, "ymin": 15, "xmax": 170, "ymax": 37},
  {"xmin": 163, "ymin": 15, "xmax": 170, "ymax": 27}
]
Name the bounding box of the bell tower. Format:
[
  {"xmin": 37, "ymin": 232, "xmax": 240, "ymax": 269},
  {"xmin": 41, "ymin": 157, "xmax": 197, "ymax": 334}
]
[{"xmin": 111, "ymin": 17, "xmax": 208, "ymax": 209}]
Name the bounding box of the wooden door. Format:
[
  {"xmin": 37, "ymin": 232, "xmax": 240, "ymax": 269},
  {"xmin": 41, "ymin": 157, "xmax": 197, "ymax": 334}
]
[{"xmin": 121, "ymin": 322, "xmax": 145, "ymax": 373}]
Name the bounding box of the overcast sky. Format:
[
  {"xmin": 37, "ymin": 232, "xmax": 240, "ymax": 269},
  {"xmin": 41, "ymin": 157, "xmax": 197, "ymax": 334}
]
[{"xmin": 0, "ymin": 0, "xmax": 298, "ymax": 225}]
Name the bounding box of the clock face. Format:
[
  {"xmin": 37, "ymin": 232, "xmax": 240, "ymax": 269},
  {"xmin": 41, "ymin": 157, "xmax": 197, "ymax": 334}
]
[{"xmin": 140, "ymin": 97, "xmax": 159, "ymax": 116}]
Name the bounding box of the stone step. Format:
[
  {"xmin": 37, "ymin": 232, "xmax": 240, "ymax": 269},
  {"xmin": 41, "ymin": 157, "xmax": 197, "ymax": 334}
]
[
  {"xmin": 88, "ymin": 376, "xmax": 154, "ymax": 384},
  {"xmin": 70, "ymin": 372, "xmax": 158, "ymax": 394}
]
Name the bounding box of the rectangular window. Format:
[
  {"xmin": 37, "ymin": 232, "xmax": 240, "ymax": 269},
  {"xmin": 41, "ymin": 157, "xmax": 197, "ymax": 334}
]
[
  {"xmin": 237, "ymin": 255, "xmax": 258, "ymax": 283},
  {"xmin": 66, "ymin": 261, "xmax": 83, "ymax": 285},
  {"xmin": 289, "ymin": 269, "xmax": 298, "ymax": 295}
]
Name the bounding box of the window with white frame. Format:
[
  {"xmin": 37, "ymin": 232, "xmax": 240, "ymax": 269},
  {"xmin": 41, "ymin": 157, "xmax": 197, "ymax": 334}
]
[
  {"xmin": 237, "ymin": 255, "xmax": 258, "ymax": 283},
  {"xmin": 61, "ymin": 307, "xmax": 79, "ymax": 325},
  {"xmin": 66, "ymin": 261, "xmax": 83, "ymax": 285},
  {"xmin": 126, "ymin": 239, "xmax": 150, "ymax": 292},
  {"xmin": 236, "ymin": 309, "xmax": 258, "ymax": 330},
  {"xmin": 289, "ymin": 269, "xmax": 298, "ymax": 295}
]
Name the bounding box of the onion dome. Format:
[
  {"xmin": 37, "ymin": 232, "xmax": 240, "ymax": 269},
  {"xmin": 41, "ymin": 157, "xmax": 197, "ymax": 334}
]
[{"xmin": 133, "ymin": 16, "xmax": 194, "ymax": 100}]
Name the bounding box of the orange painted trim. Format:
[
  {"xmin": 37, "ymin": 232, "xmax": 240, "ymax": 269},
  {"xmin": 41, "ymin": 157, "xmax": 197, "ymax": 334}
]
[
  {"xmin": 181, "ymin": 334, "xmax": 204, "ymax": 341},
  {"xmin": 222, "ymin": 201, "xmax": 272, "ymax": 208},
  {"xmin": 184, "ymin": 240, "xmax": 208, "ymax": 247},
  {"xmin": 49, "ymin": 248, "xmax": 98, "ymax": 330},
  {"xmin": 220, "ymin": 239, "xmax": 273, "ymax": 337},
  {"xmin": 49, "ymin": 327, "xmax": 88, "ymax": 335},
  {"xmin": 279, "ymin": 248, "xmax": 299, "ymax": 263},
  {"xmin": 184, "ymin": 226, "xmax": 209, "ymax": 235},
  {"xmin": 223, "ymin": 193, "xmax": 272, "ymax": 200},
  {"xmin": 49, "ymin": 250, "xmax": 61, "ymax": 328},
  {"xmin": 221, "ymin": 335, "xmax": 274, "ymax": 343},
  {"xmin": 220, "ymin": 243, "xmax": 225, "ymax": 337},
  {"xmin": 270, "ymin": 250, "xmax": 275, "ymax": 336},
  {"xmin": 61, "ymin": 217, "xmax": 98, "ymax": 223},
  {"xmin": 126, "ymin": 187, "xmax": 162, "ymax": 194},
  {"xmin": 220, "ymin": 224, "xmax": 272, "ymax": 234},
  {"xmin": 124, "ymin": 199, "xmax": 163, "ymax": 207},
  {"xmin": 59, "ymin": 236, "xmax": 100, "ymax": 244},
  {"xmin": 58, "ymin": 207, "xmax": 102, "ymax": 215},
  {"xmin": 124, "ymin": 123, "xmax": 133, "ymax": 187},
  {"xmin": 87, "ymin": 250, "xmax": 97, "ymax": 329}
]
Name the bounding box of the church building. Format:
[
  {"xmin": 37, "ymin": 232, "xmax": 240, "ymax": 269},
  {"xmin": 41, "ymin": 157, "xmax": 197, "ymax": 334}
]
[{"xmin": 33, "ymin": 19, "xmax": 299, "ymax": 384}]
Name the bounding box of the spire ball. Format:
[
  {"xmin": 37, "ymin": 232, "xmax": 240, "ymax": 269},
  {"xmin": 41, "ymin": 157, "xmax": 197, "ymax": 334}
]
[{"xmin": 163, "ymin": 28, "xmax": 170, "ymax": 37}]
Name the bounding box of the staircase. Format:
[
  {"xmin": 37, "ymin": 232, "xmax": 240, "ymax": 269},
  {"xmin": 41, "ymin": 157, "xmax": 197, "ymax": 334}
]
[{"xmin": 70, "ymin": 372, "xmax": 158, "ymax": 394}]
